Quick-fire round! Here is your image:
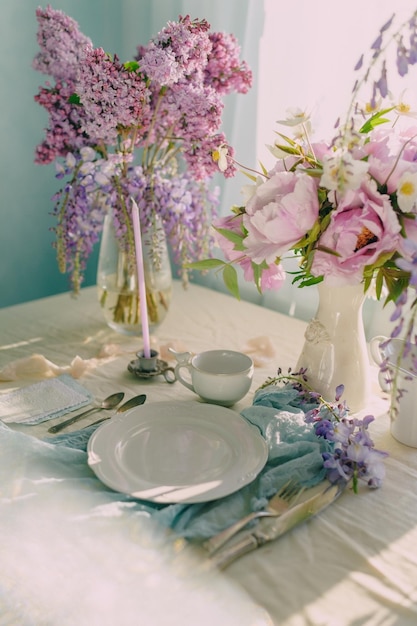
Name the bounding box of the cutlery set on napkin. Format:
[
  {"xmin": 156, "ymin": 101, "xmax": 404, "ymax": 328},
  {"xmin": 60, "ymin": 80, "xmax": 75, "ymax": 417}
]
[{"xmin": 203, "ymin": 480, "xmax": 346, "ymax": 569}]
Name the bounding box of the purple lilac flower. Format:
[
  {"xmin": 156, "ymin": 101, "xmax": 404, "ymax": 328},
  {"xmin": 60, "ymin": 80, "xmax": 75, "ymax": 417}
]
[
  {"xmin": 138, "ymin": 44, "xmax": 183, "ymax": 86},
  {"xmin": 138, "ymin": 15, "xmax": 211, "ymax": 88},
  {"xmin": 33, "ymin": 9, "xmax": 252, "ymax": 291},
  {"xmin": 34, "ymin": 81, "xmax": 93, "ymax": 164},
  {"xmin": 205, "ymin": 32, "xmax": 252, "ymax": 95},
  {"xmin": 33, "ymin": 6, "xmax": 92, "ymax": 81},
  {"xmin": 76, "ymin": 48, "xmax": 152, "ymax": 146},
  {"xmin": 183, "ymin": 133, "xmax": 237, "ymax": 180}
]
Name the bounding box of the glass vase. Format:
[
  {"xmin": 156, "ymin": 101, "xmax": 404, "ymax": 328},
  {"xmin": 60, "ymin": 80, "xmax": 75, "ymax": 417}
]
[
  {"xmin": 295, "ymin": 282, "xmax": 371, "ymax": 413},
  {"xmin": 97, "ymin": 210, "xmax": 172, "ymax": 336}
]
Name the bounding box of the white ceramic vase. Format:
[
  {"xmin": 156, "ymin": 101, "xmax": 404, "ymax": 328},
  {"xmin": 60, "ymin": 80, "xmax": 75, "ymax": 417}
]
[{"xmin": 296, "ymin": 282, "xmax": 371, "ymax": 413}]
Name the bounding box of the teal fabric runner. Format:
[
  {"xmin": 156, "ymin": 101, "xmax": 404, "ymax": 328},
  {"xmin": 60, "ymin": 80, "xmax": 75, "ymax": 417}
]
[{"xmin": 2, "ymin": 387, "xmax": 330, "ymax": 540}]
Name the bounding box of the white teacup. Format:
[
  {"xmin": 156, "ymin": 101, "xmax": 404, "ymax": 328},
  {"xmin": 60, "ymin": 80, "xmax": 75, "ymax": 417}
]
[
  {"xmin": 173, "ymin": 349, "xmax": 254, "ymax": 406},
  {"xmin": 370, "ymin": 335, "xmax": 417, "ymax": 447}
]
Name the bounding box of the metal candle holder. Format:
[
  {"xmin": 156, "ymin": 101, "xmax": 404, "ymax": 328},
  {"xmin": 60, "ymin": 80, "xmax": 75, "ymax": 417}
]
[{"xmin": 128, "ymin": 349, "xmax": 176, "ymax": 383}]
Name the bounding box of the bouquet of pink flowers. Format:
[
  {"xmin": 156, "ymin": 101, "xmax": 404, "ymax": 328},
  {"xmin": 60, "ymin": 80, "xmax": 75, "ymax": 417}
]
[
  {"xmin": 192, "ymin": 11, "xmax": 417, "ymax": 315},
  {"xmin": 210, "ymin": 108, "xmax": 417, "ymax": 302},
  {"xmin": 33, "ymin": 6, "xmax": 252, "ymax": 293}
]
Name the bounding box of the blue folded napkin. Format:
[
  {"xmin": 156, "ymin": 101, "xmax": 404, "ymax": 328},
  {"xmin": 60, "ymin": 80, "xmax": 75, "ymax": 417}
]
[
  {"xmin": 42, "ymin": 386, "xmax": 330, "ymax": 540},
  {"xmin": 0, "ymin": 375, "xmax": 93, "ymax": 425}
]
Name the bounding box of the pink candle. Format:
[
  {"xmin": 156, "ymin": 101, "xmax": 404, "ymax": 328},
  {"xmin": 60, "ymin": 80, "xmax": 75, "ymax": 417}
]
[{"xmin": 131, "ymin": 198, "xmax": 151, "ymax": 358}]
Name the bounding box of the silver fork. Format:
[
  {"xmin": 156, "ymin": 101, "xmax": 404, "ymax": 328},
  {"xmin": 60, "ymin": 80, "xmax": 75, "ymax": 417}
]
[{"xmin": 202, "ymin": 480, "xmax": 304, "ymax": 556}]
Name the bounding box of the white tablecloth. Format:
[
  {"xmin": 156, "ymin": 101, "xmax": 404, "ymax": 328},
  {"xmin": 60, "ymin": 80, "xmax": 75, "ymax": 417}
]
[{"xmin": 1, "ymin": 282, "xmax": 416, "ymax": 625}]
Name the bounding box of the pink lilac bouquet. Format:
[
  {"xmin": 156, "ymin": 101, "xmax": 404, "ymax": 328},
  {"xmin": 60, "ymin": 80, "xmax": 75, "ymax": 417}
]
[
  {"xmin": 33, "ymin": 6, "xmax": 252, "ymax": 293},
  {"xmin": 192, "ymin": 10, "xmax": 417, "ymax": 310}
]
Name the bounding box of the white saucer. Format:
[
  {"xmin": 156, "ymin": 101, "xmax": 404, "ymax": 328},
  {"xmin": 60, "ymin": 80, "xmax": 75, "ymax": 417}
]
[{"xmin": 87, "ymin": 401, "xmax": 268, "ymax": 504}]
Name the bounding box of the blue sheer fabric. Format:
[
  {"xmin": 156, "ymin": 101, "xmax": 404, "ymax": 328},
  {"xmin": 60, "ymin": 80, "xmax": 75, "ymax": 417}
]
[{"xmin": 26, "ymin": 386, "xmax": 330, "ymax": 541}]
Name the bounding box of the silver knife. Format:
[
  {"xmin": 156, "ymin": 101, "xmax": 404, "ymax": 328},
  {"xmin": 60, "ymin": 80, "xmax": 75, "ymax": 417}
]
[
  {"xmin": 209, "ymin": 480, "xmax": 347, "ymax": 570},
  {"xmin": 81, "ymin": 393, "xmax": 147, "ymax": 429}
]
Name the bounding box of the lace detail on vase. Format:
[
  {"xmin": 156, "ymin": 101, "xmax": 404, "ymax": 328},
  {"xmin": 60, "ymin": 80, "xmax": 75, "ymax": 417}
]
[{"xmin": 304, "ymin": 319, "xmax": 330, "ymax": 344}]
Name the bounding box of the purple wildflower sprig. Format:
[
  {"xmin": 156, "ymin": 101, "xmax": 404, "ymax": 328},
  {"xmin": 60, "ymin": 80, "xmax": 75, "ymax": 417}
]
[
  {"xmin": 380, "ymin": 238, "xmax": 417, "ymax": 416},
  {"xmin": 259, "ymin": 369, "xmax": 388, "ymax": 493},
  {"xmin": 51, "ymin": 149, "xmax": 220, "ymax": 292},
  {"xmin": 52, "ymin": 148, "xmax": 115, "ymax": 292},
  {"xmin": 337, "ymin": 10, "xmax": 417, "ymax": 151}
]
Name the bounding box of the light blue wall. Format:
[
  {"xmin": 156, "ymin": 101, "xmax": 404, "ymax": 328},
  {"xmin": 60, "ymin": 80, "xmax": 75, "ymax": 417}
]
[{"xmin": 0, "ymin": 0, "xmax": 262, "ymax": 308}]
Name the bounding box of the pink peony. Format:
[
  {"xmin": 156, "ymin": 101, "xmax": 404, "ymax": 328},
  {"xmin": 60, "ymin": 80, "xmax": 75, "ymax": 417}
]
[
  {"xmin": 242, "ymin": 171, "xmax": 320, "ymax": 265},
  {"xmin": 311, "ymin": 180, "xmax": 402, "ymax": 285},
  {"xmin": 214, "ymin": 214, "xmax": 286, "ymax": 290},
  {"xmin": 363, "ymin": 127, "xmax": 417, "ymax": 192}
]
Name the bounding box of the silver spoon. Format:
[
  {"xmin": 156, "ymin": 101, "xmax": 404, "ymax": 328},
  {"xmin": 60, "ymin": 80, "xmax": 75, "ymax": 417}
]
[
  {"xmin": 81, "ymin": 393, "xmax": 147, "ymax": 429},
  {"xmin": 48, "ymin": 392, "xmax": 125, "ymax": 434}
]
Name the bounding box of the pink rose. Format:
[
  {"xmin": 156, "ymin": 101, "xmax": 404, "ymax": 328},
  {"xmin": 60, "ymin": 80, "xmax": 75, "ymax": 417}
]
[
  {"xmin": 242, "ymin": 171, "xmax": 319, "ymax": 264},
  {"xmin": 311, "ymin": 180, "xmax": 401, "ymax": 285}
]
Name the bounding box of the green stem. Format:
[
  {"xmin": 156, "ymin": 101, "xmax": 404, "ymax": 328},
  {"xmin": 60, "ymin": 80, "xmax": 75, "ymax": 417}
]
[
  {"xmin": 142, "ymin": 90, "xmax": 166, "ymax": 170},
  {"xmin": 113, "ymin": 175, "xmax": 135, "ymax": 270},
  {"xmin": 383, "ymin": 133, "xmax": 417, "ymax": 187},
  {"xmin": 257, "ymin": 373, "xmax": 343, "ymax": 422},
  {"xmin": 56, "ymin": 162, "xmax": 83, "ymax": 273},
  {"xmin": 301, "ymin": 121, "xmax": 317, "ymax": 162}
]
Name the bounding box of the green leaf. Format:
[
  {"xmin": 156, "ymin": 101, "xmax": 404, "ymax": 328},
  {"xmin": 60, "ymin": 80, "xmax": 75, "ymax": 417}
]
[
  {"xmin": 359, "ymin": 107, "xmax": 394, "ymax": 133},
  {"xmin": 360, "ymin": 117, "xmax": 390, "ymax": 133},
  {"xmin": 124, "ymin": 60, "xmax": 140, "ymax": 72},
  {"xmin": 375, "ymin": 268, "xmax": 384, "ymax": 299},
  {"xmin": 273, "ymin": 131, "xmax": 298, "ymax": 147},
  {"xmin": 231, "ymin": 205, "xmax": 245, "ymax": 216},
  {"xmin": 214, "ymin": 227, "xmax": 246, "ymax": 251},
  {"xmin": 363, "ymin": 272, "xmax": 373, "ymax": 294},
  {"xmin": 294, "ymin": 275, "xmax": 323, "ymax": 288},
  {"xmin": 68, "ymin": 93, "xmax": 81, "ymax": 105},
  {"xmin": 251, "ymin": 262, "xmax": 264, "ymax": 294},
  {"xmin": 241, "ymin": 170, "xmax": 258, "ymax": 182},
  {"xmin": 185, "ymin": 258, "xmax": 225, "ymax": 270},
  {"xmin": 295, "ymin": 219, "xmax": 322, "ymax": 249},
  {"xmin": 259, "ymin": 161, "xmax": 269, "ymax": 176},
  {"xmin": 316, "ymin": 245, "xmax": 341, "ymax": 257},
  {"xmin": 303, "ymin": 168, "xmax": 323, "ymax": 178},
  {"xmin": 223, "ymin": 264, "xmax": 240, "ymax": 300},
  {"xmin": 273, "ymin": 144, "xmax": 300, "ymax": 156}
]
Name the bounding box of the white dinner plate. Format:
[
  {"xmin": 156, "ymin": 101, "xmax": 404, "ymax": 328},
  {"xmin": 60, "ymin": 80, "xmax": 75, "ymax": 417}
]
[{"xmin": 87, "ymin": 401, "xmax": 268, "ymax": 504}]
